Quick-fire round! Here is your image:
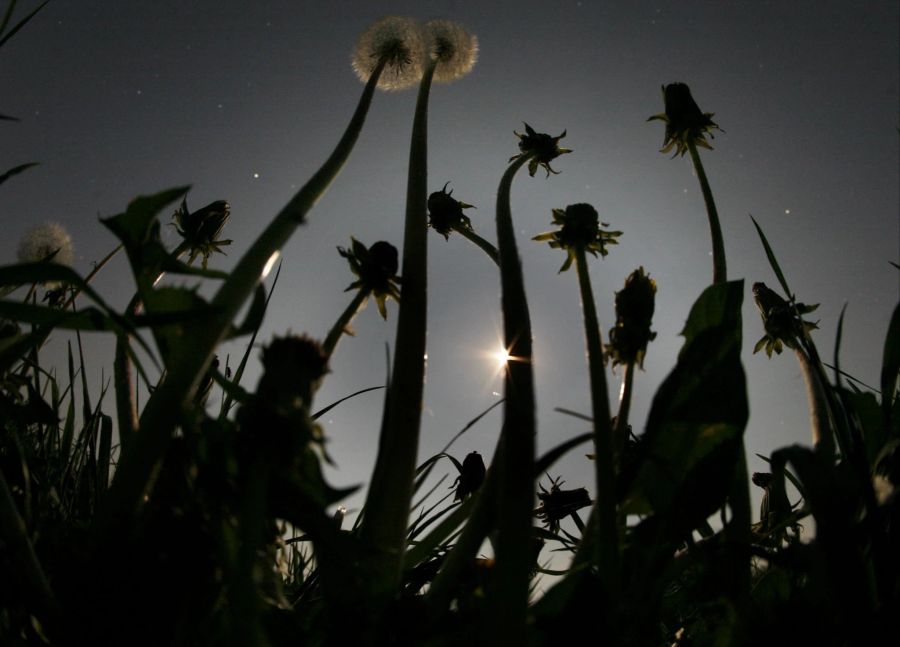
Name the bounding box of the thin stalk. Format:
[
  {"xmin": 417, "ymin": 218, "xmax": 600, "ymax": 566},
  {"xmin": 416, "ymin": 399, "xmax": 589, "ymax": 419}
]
[
  {"xmin": 687, "ymin": 140, "xmax": 726, "ymax": 284},
  {"xmin": 488, "ymin": 154, "xmax": 536, "ymax": 643},
  {"xmin": 573, "ymin": 246, "xmax": 620, "ymax": 591},
  {"xmin": 61, "ymin": 243, "xmax": 123, "ymax": 311},
  {"xmin": 453, "ymin": 224, "xmax": 499, "ymax": 266},
  {"xmin": 794, "ymin": 346, "xmax": 835, "ymax": 457},
  {"xmin": 613, "ymin": 362, "xmax": 635, "ymax": 455},
  {"xmin": 359, "ymin": 59, "xmax": 437, "ymax": 595},
  {"xmin": 322, "ymin": 288, "xmax": 369, "ymax": 359},
  {"xmin": 98, "ymin": 59, "xmax": 388, "ymax": 534}
]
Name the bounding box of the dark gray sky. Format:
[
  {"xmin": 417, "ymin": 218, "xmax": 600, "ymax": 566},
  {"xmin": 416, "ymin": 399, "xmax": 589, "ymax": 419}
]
[{"xmin": 2, "ymin": 1, "xmax": 898, "ymax": 528}]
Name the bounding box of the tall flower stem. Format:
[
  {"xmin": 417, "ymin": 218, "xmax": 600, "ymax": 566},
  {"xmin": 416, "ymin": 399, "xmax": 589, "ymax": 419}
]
[
  {"xmin": 322, "ymin": 288, "xmax": 370, "ymax": 359},
  {"xmin": 359, "ymin": 59, "xmax": 437, "ymax": 595},
  {"xmin": 98, "ymin": 59, "xmax": 388, "ymax": 535},
  {"xmin": 453, "ymin": 224, "xmax": 499, "ymax": 266},
  {"xmin": 687, "ymin": 139, "xmax": 726, "ymax": 285},
  {"xmin": 573, "ymin": 245, "xmax": 620, "ymax": 590},
  {"xmin": 794, "ymin": 346, "xmax": 835, "ymax": 457},
  {"xmin": 488, "ymin": 154, "xmax": 536, "ymax": 642}
]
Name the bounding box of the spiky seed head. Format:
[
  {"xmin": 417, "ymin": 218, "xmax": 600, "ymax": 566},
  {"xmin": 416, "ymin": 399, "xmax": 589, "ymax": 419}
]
[
  {"xmin": 17, "ymin": 222, "xmax": 75, "ymax": 266},
  {"xmin": 352, "ymin": 16, "xmax": 426, "ymax": 91},
  {"xmin": 424, "ymin": 20, "xmax": 478, "ymax": 83}
]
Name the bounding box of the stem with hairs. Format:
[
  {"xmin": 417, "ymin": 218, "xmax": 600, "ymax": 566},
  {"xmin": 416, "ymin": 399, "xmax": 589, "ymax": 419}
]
[
  {"xmin": 98, "ymin": 59, "xmax": 388, "ymax": 534},
  {"xmin": 687, "ymin": 139, "xmax": 726, "ymax": 285},
  {"xmin": 613, "ymin": 361, "xmax": 635, "ymax": 454},
  {"xmin": 487, "ymin": 153, "xmax": 536, "ymax": 643},
  {"xmin": 359, "ymin": 59, "xmax": 436, "ymax": 595},
  {"xmin": 322, "ymin": 288, "xmax": 369, "ymax": 359}
]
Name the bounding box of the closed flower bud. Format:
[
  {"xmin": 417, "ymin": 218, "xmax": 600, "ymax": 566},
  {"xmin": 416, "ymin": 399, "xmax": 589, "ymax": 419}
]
[
  {"xmin": 648, "ymin": 82, "xmax": 720, "ymax": 156},
  {"xmin": 510, "ymin": 123, "xmax": 572, "ymax": 177},
  {"xmin": 752, "ymin": 282, "xmax": 819, "ymax": 357},
  {"xmin": 533, "ymin": 203, "xmax": 622, "ymax": 272},
  {"xmin": 424, "ymin": 20, "xmax": 478, "ymax": 83},
  {"xmin": 338, "ymin": 238, "xmax": 401, "ymax": 319},
  {"xmin": 606, "ymin": 267, "xmax": 657, "ymax": 369},
  {"xmin": 352, "ymin": 16, "xmax": 426, "ymax": 91},
  {"xmin": 535, "ymin": 476, "xmax": 592, "ymax": 533},
  {"xmin": 454, "ymin": 451, "xmax": 486, "ymax": 501},
  {"xmin": 427, "ymin": 182, "xmax": 474, "ymax": 239},
  {"xmin": 171, "ymin": 198, "xmax": 232, "ymax": 268},
  {"xmin": 257, "ymin": 334, "xmax": 329, "ymax": 410}
]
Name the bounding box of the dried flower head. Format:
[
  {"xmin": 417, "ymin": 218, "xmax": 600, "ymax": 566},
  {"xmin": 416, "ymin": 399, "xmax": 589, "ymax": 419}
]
[
  {"xmin": 752, "ymin": 282, "xmax": 819, "ymax": 357},
  {"xmin": 338, "ymin": 238, "xmax": 401, "ymax": 319},
  {"xmin": 535, "ymin": 475, "xmax": 592, "ymax": 533},
  {"xmin": 427, "ymin": 182, "xmax": 475, "ymax": 239},
  {"xmin": 533, "ymin": 203, "xmax": 622, "ymax": 272},
  {"xmin": 424, "ymin": 19, "xmax": 478, "ymax": 83},
  {"xmin": 171, "ymin": 198, "xmax": 232, "ymax": 268},
  {"xmin": 352, "ymin": 16, "xmax": 426, "ymax": 91},
  {"xmin": 510, "ymin": 123, "xmax": 572, "ymax": 177},
  {"xmin": 606, "ymin": 267, "xmax": 657, "ymax": 369},
  {"xmin": 17, "ymin": 222, "xmax": 75, "ymax": 266},
  {"xmin": 648, "ymin": 82, "xmax": 721, "ymax": 156}
]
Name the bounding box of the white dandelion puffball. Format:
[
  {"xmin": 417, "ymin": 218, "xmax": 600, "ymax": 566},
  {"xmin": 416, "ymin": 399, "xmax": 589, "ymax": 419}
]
[
  {"xmin": 352, "ymin": 16, "xmax": 426, "ymax": 91},
  {"xmin": 17, "ymin": 222, "xmax": 75, "ymax": 266},
  {"xmin": 425, "ymin": 20, "xmax": 478, "ymax": 83}
]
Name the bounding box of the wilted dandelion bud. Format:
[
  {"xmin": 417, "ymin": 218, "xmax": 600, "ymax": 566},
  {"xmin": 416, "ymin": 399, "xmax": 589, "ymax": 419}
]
[
  {"xmin": 606, "ymin": 267, "xmax": 657, "ymax": 369},
  {"xmin": 427, "ymin": 182, "xmax": 474, "ymax": 239},
  {"xmin": 258, "ymin": 334, "xmax": 329, "ymax": 410},
  {"xmin": 171, "ymin": 198, "xmax": 232, "ymax": 269},
  {"xmin": 17, "ymin": 222, "xmax": 75, "ymax": 266},
  {"xmin": 424, "ymin": 19, "xmax": 478, "ymax": 83},
  {"xmin": 648, "ymin": 82, "xmax": 721, "ymax": 156},
  {"xmin": 752, "ymin": 282, "xmax": 819, "ymax": 357},
  {"xmin": 535, "ymin": 476, "xmax": 592, "ymax": 533},
  {"xmin": 352, "ymin": 16, "xmax": 426, "ymax": 91},
  {"xmin": 454, "ymin": 451, "xmax": 486, "ymax": 501},
  {"xmin": 510, "ymin": 123, "xmax": 572, "ymax": 177},
  {"xmin": 338, "ymin": 238, "xmax": 401, "ymax": 319},
  {"xmin": 533, "ymin": 203, "xmax": 622, "ymax": 272}
]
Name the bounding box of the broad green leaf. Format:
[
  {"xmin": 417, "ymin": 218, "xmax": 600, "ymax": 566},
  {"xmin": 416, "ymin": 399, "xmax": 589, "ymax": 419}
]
[
  {"xmin": 627, "ymin": 281, "xmax": 748, "ymax": 532},
  {"xmin": 750, "ymin": 215, "xmax": 793, "ymax": 300}
]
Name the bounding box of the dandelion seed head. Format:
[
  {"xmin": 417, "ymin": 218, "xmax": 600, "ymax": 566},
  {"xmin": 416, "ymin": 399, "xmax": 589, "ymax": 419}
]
[
  {"xmin": 17, "ymin": 222, "xmax": 75, "ymax": 266},
  {"xmin": 352, "ymin": 16, "xmax": 425, "ymax": 91},
  {"xmin": 425, "ymin": 20, "xmax": 478, "ymax": 83}
]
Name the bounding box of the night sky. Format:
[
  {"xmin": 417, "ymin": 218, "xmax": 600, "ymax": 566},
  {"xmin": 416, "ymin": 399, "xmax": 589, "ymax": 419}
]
[{"xmin": 2, "ymin": 1, "xmax": 898, "ymax": 540}]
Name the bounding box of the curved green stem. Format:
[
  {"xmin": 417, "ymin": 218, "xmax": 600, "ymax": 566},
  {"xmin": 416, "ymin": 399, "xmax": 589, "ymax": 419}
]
[
  {"xmin": 687, "ymin": 140, "xmax": 727, "ymax": 285},
  {"xmin": 322, "ymin": 288, "xmax": 369, "ymax": 359},
  {"xmin": 360, "ymin": 59, "xmax": 436, "ymax": 595},
  {"xmin": 488, "ymin": 154, "xmax": 536, "ymax": 642},
  {"xmin": 573, "ymin": 246, "xmax": 620, "ymax": 590},
  {"xmin": 98, "ymin": 59, "xmax": 387, "ymax": 535},
  {"xmin": 794, "ymin": 346, "xmax": 835, "ymax": 458},
  {"xmin": 453, "ymin": 224, "xmax": 499, "ymax": 266}
]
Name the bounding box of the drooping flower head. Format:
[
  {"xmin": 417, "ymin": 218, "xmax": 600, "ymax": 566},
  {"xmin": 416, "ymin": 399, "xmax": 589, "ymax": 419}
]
[
  {"xmin": 424, "ymin": 19, "xmax": 478, "ymax": 83},
  {"xmin": 338, "ymin": 238, "xmax": 401, "ymax": 319},
  {"xmin": 454, "ymin": 451, "xmax": 486, "ymax": 501},
  {"xmin": 427, "ymin": 182, "xmax": 475, "ymax": 239},
  {"xmin": 509, "ymin": 123, "xmax": 572, "ymax": 177},
  {"xmin": 352, "ymin": 16, "xmax": 426, "ymax": 91},
  {"xmin": 752, "ymin": 282, "xmax": 819, "ymax": 357},
  {"xmin": 533, "ymin": 203, "xmax": 622, "ymax": 272},
  {"xmin": 648, "ymin": 82, "xmax": 721, "ymax": 156},
  {"xmin": 171, "ymin": 197, "xmax": 232, "ymax": 268},
  {"xmin": 535, "ymin": 475, "xmax": 592, "ymax": 533},
  {"xmin": 17, "ymin": 222, "xmax": 75, "ymax": 266},
  {"xmin": 606, "ymin": 267, "xmax": 657, "ymax": 369}
]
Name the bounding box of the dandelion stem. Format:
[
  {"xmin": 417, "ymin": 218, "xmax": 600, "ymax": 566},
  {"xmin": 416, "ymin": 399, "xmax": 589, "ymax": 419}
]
[
  {"xmin": 98, "ymin": 58, "xmax": 388, "ymax": 535},
  {"xmin": 573, "ymin": 245, "xmax": 620, "ymax": 590},
  {"xmin": 322, "ymin": 288, "xmax": 369, "ymax": 359},
  {"xmin": 360, "ymin": 59, "xmax": 436, "ymax": 594},
  {"xmin": 452, "ymin": 223, "xmax": 500, "ymax": 266},
  {"xmin": 614, "ymin": 361, "xmax": 635, "ymax": 454},
  {"xmin": 794, "ymin": 346, "xmax": 835, "ymax": 457},
  {"xmin": 687, "ymin": 139, "xmax": 726, "ymax": 284},
  {"xmin": 489, "ymin": 153, "xmax": 536, "ymax": 642}
]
